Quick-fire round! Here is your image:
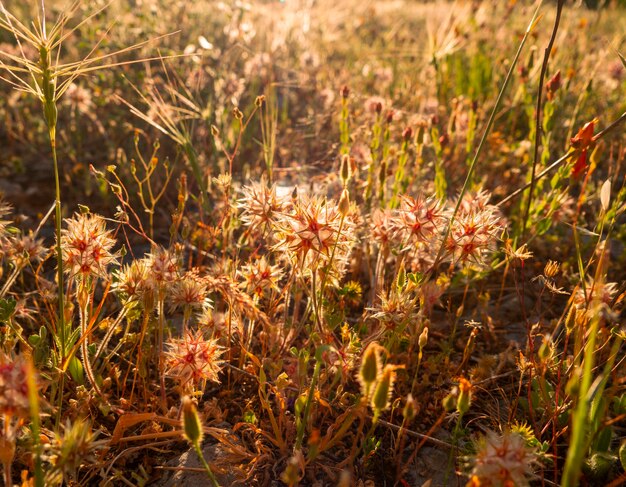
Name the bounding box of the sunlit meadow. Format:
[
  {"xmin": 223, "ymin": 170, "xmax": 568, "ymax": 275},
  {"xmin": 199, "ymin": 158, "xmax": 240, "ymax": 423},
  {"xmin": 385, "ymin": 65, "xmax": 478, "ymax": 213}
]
[{"xmin": 0, "ymin": 0, "xmax": 625, "ymax": 485}]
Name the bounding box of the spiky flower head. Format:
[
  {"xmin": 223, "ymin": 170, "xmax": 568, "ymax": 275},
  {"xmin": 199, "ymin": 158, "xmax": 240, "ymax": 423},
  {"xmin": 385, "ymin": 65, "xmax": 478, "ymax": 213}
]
[
  {"xmin": 573, "ymin": 277, "xmax": 618, "ymax": 309},
  {"xmin": 146, "ymin": 246, "xmax": 180, "ymax": 289},
  {"xmin": 238, "ymin": 256, "xmax": 283, "ymax": 297},
  {"xmin": 113, "ymin": 259, "xmax": 151, "ymax": 303},
  {"xmin": 445, "ymin": 190, "xmax": 505, "ymax": 267},
  {"xmin": 169, "ymin": 271, "xmax": 210, "ymax": 312},
  {"xmin": 466, "ymin": 430, "xmax": 538, "ymax": 487},
  {"xmin": 369, "ymin": 289, "xmax": 419, "ymax": 330},
  {"xmin": 60, "ymin": 213, "xmax": 119, "ymax": 279},
  {"xmin": 370, "ymin": 209, "xmax": 400, "ymax": 247},
  {"xmin": 274, "ymin": 193, "xmax": 355, "ymax": 273},
  {"xmin": 165, "ymin": 330, "xmax": 224, "ymax": 389},
  {"xmin": 2, "ymin": 231, "xmax": 46, "ymax": 266},
  {"xmin": 397, "ymin": 194, "xmax": 448, "ymax": 245},
  {"xmin": 238, "ymin": 180, "xmax": 290, "ymax": 234},
  {"xmin": 49, "ymin": 419, "xmax": 100, "ymax": 482}
]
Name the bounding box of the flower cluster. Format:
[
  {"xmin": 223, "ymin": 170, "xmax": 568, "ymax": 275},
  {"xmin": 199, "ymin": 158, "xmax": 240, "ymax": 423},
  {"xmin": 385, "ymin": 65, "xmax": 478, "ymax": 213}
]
[
  {"xmin": 368, "ymin": 190, "xmax": 504, "ymax": 270},
  {"xmin": 445, "ymin": 191, "xmax": 505, "ymax": 266}
]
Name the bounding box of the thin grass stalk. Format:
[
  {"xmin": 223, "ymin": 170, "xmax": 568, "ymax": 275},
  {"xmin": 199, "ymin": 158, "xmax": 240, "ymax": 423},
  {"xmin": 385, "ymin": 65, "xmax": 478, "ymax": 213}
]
[
  {"xmin": 561, "ymin": 305, "xmax": 602, "ymax": 486},
  {"xmin": 26, "ymin": 358, "xmax": 44, "ymax": 487},
  {"xmin": 157, "ymin": 289, "xmax": 167, "ymax": 409},
  {"xmin": 429, "ymin": 2, "xmax": 542, "ymax": 274},
  {"xmin": 2, "ymin": 415, "xmax": 13, "ymax": 487},
  {"xmin": 193, "ymin": 441, "xmax": 220, "ymax": 487},
  {"xmin": 78, "ymin": 283, "xmax": 102, "ymax": 396},
  {"xmin": 522, "ymin": 0, "xmax": 565, "ymax": 235},
  {"xmin": 40, "ymin": 40, "xmax": 69, "ymax": 428},
  {"xmin": 294, "ymin": 346, "xmax": 328, "ymax": 451}
]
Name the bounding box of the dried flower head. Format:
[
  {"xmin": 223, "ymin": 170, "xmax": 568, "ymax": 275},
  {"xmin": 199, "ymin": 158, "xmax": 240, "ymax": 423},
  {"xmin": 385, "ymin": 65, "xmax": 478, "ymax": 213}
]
[
  {"xmin": 466, "ymin": 430, "xmax": 538, "ymax": 487},
  {"xmin": 274, "ymin": 194, "xmax": 355, "ymax": 272},
  {"xmin": 238, "ymin": 256, "xmax": 283, "ymax": 297},
  {"xmin": 113, "ymin": 260, "xmax": 151, "ymax": 303},
  {"xmin": 0, "ymin": 354, "xmax": 30, "ymax": 418},
  {"xmin": 60, "ymin": 213, "xmax": 119, "ymax": 279},
  {"xmin": 169, "ymin": 271, "xmax": 210, "ymax": 312},
  {"xmin": 165, "ymin": 330, "xmax": 224, "ymax": 389},
  {"xmin": 147, "ymin": 247, "xmax": 180, "ymax": 289},
  {"xmin": 238, "ymin": 180, "xmax": 290, "ymax": 234}
]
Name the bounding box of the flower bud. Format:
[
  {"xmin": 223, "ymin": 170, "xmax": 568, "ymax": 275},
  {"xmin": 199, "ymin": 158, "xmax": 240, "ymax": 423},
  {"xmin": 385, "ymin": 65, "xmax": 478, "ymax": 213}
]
[
  {"xmin": 456, "ymin": 378, "xmax": 472, "ymax": 415},
  {"xmin": 403, "ymin": 394, "xmax": 418, "ymax": 421}
]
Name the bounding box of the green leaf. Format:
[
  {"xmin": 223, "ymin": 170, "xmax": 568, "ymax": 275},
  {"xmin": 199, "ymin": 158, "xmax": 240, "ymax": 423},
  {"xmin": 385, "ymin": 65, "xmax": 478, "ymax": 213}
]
[
  {"xmin": 0, "ymin": 298, "xmax": 16, "ymax": 323},
  {"xmin": 243, "ymin": 410, "xmax": 257, "ymax": 424},
  {"xmin": 619, "ymin": 441, "xmax": 626, "ymax": 471},
  {"xmin": 68, "ymin": 356, "xmax": 85, "ymax": 384}
]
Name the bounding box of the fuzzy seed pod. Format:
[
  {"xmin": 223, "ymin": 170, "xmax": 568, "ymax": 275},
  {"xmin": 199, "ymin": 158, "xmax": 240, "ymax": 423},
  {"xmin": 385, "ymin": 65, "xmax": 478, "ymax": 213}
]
[
  {"xmin": 340, "ymin": 154, "xmax": 352, "ymax": 186},
  {"xmin": 396, "ymin": 261, "xmax": 406, "ymax": 291},
  {"xmin": 418, "ymin": 326, "xmax": 429, "ymax": 350},
  {"xmin": 182, "ymin": 396, "xmax": 203, "ymax": 446},
  {"xmin": 371, "ymin": 365, "xmax": 396, "ymax": 413},
  {"xmin": 338, "ymin": 189, "xmax": 350, "ymax": 217},
  {"xmin": 359, "ymin": 342, "xmax": 382, "ymax": 397}
]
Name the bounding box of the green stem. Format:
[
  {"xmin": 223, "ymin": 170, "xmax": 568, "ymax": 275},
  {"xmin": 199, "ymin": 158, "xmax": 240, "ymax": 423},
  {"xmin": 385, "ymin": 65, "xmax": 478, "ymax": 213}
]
[
  {"xmin": 49, "ymin": 118, "xmax": 68, "ymax": 429},
  {"xmin": 523, "ymin": 0, "xmax": 565, "ymax": 235},
  {"xmin": 430, "ymin": 3, "xmax": 542, "ymax": 272},
  {"xmin": 295, "ymin": 348, "xmax": 326, "ymax": 451},
  {"xmin": 79, "ymin": 284, "xmax": 102, "ymax": 396},
  {"xmin": 193, "ymin": 442, "xmax": 220, "ymax": 487}
]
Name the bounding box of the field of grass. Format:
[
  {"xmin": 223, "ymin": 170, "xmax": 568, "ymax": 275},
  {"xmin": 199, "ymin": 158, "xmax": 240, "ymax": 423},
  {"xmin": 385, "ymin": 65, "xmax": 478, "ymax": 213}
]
[{"xmin": 0, "ymin": 0, "xmax": 625, "ymax": 485}]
